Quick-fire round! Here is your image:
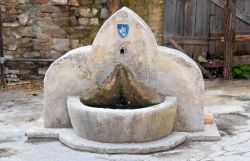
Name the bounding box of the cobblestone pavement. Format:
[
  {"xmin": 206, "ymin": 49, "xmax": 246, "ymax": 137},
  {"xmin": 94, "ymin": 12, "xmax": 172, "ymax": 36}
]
[{"xmin": 0, "ymin": 80, "xmax": 250, "ymax": 161}]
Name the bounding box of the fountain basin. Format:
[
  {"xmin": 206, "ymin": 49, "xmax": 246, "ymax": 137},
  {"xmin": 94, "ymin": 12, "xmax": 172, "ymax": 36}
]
[{"xmin": 67, "ymin": 96, "xmax": 177, "ymax": 143}]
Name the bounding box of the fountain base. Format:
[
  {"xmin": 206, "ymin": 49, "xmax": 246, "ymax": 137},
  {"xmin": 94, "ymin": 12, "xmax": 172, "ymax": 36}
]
[
  {"xmin": 25, "ymin": 128, "xmax": 185, "ymax": 154},
  {"xmin": 25, "ymin": 123, "xmax": 221, "ymax": 154}
]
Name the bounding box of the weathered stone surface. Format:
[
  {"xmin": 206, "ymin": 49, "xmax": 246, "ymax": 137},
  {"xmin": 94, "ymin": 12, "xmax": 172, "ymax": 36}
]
[
  {"xmin": 25, "ymin": 127, "xmax": 61, "ymax": 139},
  {"xmin": 27, "ymin": 18, "xmax": 35, "ymax": 26},
  {"xmin": 38, "ymin": 17, "xmax": 54, "ymax": 24},
  {"xmin": 100, "ymin": 8, "xmax": 108, "ymax": 19},
  {"xmin": 3, "ymin": 22, "xmax": 19, "ymax": 28},
  {"xmin": 6, "ymin": 69, "xmax": 20, "ymax": 75},
  {"xmin": 53, "ymin": 17, "xmax": 78, "ymax": 27},
  {"xmin": 36, "ymin": 0, "xmax": 50, "ymax": 4},
  {"xmin": 39, "ymin": 4, "xmax": 60, "ymax": 13},
  {"xmin": 3, "ymin": 36, "xmax": 17, "ymax": 51},
  {"xmin": 4, "ymin": 44, "xmax": 17, "ymax": 51},
  {"xmin": 18, "ymin": 38, "xmax": 34, "ymax": 48},
  {"xmin": 2, "ymin": 15, "xmax": 18, "ymax": 22},
  {"xmin": 59, "ymin": 6, "xmax": 70, "ymax": 12},
  {"xmin": 12, "ymin": 32, "xmax": 21, "ymax": 39},
  {"xmin": 66, "ymin": 26, "xmax": 90, "ymax": 39},
  {"xmin": 44, "ymin": 7, "xmax": 204, "ymax": 132},
  {"xmin": 5, "ymin": 4, "xmax": 18, "ymax": 14},
  {"xmin": 77, "ymin": 7, "xmax": 98, "ymax": 17},
  {"xmin": 67, "ymin": 96, "xmax": 177, "ymax": 143},
  {"xmin": 69, "ymin": 39, "xmax": 80, "ymax": 49},
  {"xmin": 1, "ymin": 5, "xmax": 6, "ymax": 13},
  {"xmin": 78, "ymin": 0, "xmax": 93, "ymax": 5},
  {"xmin": 20, "ymin": 69, "xmax": 31, "ymax": 75},
  {"xmin": 51, "ymin": 12, "xmax": 72, "ymax": 18},
  {"xmin": 68, "ymin": 0, "xmax": 79, "ymax": 6},
  {"xmin": 184, "ymin": 123, "xmax": 221, "ymax": 141},
  {"xmin": 36, "ymin": 33, "xmax": 52, "ymax": 42},
  {"xmin": 3, "ymin": 80, "xmax": 247, "ymax": 160},
  {"xmin": 18, "ymin": 13, "xmax": 29, "ymax": 26},
  {"xmin": 3, "ymin": 50, "xmax": 16, "ymax": 58},
  {"xmin": 2, "ymin": 1, "xmax": 164, "ymax": 80},
  {"xmin": 92, "ymin": 8, "xmax": 98, "ymax": 16},
  {"xmin": 2, "ymin": 28, "xmax": 13, "ymax": 37},
  {"xmin": 23, "ymin": 51, "xmax": 42, "ymax": 58},
  {"xmin": 17, "ymin": 26, "xmax": 38, "ymax": 37},
  {"xmin": 79, "ymin": 18, "xmax": 89, "ymax": 25},
  {"xmin": 19, "ymin": 0, "xmax": 26, "ymax": 4},
  {"xmin": 95, "ymin": 0, "xmax": 107, "ymax": 4},
  {"xmin": 40, "ymin": 24, "xmax": 67, "ymax": 38},
  {"xmin": 38, "ymin": 67, "xmax": 49, "ymax": 75},
  {"xmin": 51, "ymin": 0, "xmax": 68, "ymax": 5},
  {"xmin": 34, "ymin": 37, "xmax": 52, "ymax": 51},
  {"xmin": 90, "ymin": 18, "xmax": 99, "ymax": 25},
  {"xmin": 52, "ymin": 38, "xmax": 70, "ymax": 52},
  {"xmin": 46, "ymin": 50, "xmax": 64, "ymax": 59}
]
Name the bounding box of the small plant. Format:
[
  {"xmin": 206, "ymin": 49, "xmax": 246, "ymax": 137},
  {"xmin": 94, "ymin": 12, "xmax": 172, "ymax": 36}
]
[{"xmin": 233, "ymin": 64, "xmax": 250, "ymax": 79}]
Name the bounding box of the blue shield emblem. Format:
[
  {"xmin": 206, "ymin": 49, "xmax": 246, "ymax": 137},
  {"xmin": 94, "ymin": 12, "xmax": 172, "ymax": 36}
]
[{"xmin": 117, "ymin": 24, "xmax": 129, "ymax": 38}]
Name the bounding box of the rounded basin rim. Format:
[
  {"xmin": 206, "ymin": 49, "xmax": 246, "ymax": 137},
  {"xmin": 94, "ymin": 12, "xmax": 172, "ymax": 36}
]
[{"xmin": 67, "ymin": 96, "xmax": 177, "ymax": 114}]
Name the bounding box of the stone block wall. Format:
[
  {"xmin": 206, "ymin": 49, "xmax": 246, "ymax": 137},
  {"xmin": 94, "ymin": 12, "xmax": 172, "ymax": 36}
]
[{"xmin": 1, "ymin": 0, "xmax": 164, "ymax": 81}]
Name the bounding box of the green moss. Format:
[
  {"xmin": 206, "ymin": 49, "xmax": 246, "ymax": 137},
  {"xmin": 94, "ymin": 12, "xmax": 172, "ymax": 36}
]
[
  {"xmin": 99, "ymin": 18, "xmax": 105, "ymax": 26},
  {"xmin": 0, "ymin": 83, "xmax": 6, "ymax": 88},
  {"xmin": 85, "ymin": 26, "xmax": 99, "ymax": 44}
]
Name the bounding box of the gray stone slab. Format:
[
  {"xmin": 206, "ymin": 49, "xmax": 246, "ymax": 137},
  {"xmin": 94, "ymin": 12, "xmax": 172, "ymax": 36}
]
[
  {"xmin": 26, "ymin": 127, "xmax": 186, "ymax": 154},
  {"xmin": 25, "ymin": 127, "xmax": 62, "ymax": 139},
  {"xmin": 25, "ymin": 123, "xmax": 221, "ymax": 154},
  {"xmin": 59, "ymin": 130, "xmax": 186, "ymax": 154},
  {"xmin": 179, "ymin": 123, "xmax": 221, "ymax": 141},
  {"xmin": 190, "ymin": 123, "xmax": 221, "ymax": 141}
]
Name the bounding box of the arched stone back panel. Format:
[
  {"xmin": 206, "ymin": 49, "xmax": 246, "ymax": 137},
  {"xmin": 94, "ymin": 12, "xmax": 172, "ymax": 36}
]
[{"xmin": 44, "ymin": 7, "xmax": 204, "ymax": 132}]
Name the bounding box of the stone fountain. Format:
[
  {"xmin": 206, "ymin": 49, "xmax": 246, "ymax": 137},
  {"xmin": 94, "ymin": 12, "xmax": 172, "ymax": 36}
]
[{"xmin": 26, "ymin": 7, "xmax": 221, "ymax": 154}]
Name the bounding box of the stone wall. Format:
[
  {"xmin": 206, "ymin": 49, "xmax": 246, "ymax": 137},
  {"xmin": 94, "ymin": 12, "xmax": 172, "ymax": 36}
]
[{"xmin": 1, "ymin": 0, "xmax": 164, "ymax": 81}]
